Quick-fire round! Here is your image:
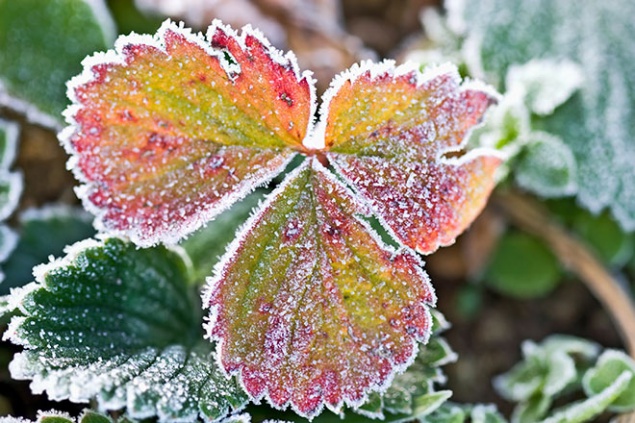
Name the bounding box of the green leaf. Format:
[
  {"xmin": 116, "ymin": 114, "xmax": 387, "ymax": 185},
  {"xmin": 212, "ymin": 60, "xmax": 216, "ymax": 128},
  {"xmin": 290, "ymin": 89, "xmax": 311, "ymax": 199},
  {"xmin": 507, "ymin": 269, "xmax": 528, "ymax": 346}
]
[
  {"xmin": 470, "ymin": 405, "xmax": 507, "ymax": 423},
  {"xmin": 180, "ymin": 190, "xmax": 265, "ymax": 284},
  {"xmin": 515, "ymin": 133, "xmax": 577, "ymax": 198},
  {"xmin": 1, "ymin": 206, "xmax": 95, "ymax": 294},
  {"xmin": 505, "ymin": 60, "xmax": 584, "ymax": 117},
  {"xmin": 583, "ymin": 350, "xmax": 635, "ymax": 412},
  {"xmin": 451, "ymin": 0, "xmax": 635, "ymax": 231},
  {"xmin": 0, "ymin": 0, "xmax": 115, "ymax": 127},
  {"xmin": 540, "ymin": 371, "xmax": 631, "ymax": 423},
  {"xmin": 573, "ymin": 211, "xmax": 634, "ymax": 267},
  {"xmin": 494, "ymin": 336, "xmax": 600, "ymax": 402},
  {"xmin": 512, "ymin": 394, "xmax": 551, "ymax": 423},
  {"xmin": 421, "ymin": 403, "xmax": 467, "ymax": 423},
  {"xmin": 0, "ymin": 118, "xmax": 19, "ymax": 169},
  {"xmin": 485, "ymin": 231, "xmax": 560, "ymax": 298},
  {"xmin": 4, "ymin": 237, "xmax": 246, "ymax": 422}
]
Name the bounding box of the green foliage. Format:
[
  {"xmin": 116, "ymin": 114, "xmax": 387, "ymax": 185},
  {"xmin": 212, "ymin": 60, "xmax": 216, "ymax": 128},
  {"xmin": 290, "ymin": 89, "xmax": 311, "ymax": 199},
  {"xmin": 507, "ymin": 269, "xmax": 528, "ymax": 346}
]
[
  {"xmin": 494, "ymin": 335, "xmax": 635, "ymax": 422},
  {"xmin": 180, "ymin": 190, "xmax": 264, "ymax": 285},
  {"xmin": 485, "ymin": 232, "xmax": 560, "ymax": 298},
  {"xmin": 449, "ymin": 0, "xmax": 635, "ymax": 231},
  {"xmin": 1, "ymin": 206, "xmax": 95, "ymax": 294},
  {"xmin": 583, "ymin": 350, "xmax": 635, "ymax": 412},
  {"xmin": 4, "ymin": 238, "xmax": 246, "ymax": 422},
  {"xmin": 0, "ymin": 0, "xmax": 114, "ymax": 126}
]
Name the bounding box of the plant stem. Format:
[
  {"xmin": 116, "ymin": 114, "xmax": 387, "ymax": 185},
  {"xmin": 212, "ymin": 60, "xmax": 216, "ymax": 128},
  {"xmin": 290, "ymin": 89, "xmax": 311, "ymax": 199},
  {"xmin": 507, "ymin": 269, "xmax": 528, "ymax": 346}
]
[{"xmin": 492, "ymin": 191, "xmax": 635, "ymax": 357}]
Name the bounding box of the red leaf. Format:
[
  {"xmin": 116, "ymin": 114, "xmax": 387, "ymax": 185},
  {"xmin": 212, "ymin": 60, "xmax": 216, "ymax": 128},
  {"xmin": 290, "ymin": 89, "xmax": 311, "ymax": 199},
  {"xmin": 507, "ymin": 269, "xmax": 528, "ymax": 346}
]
[
  {"xmin": 61, "ymin": 20, "xmax": 315, "ymax": 246},
  {"xmin": 205, "ymin": 158, "xmax": 435, "ymax": 418},
  {"xmin": 320, "ymin": 62, "xmax": 502, "ymax": 253}
]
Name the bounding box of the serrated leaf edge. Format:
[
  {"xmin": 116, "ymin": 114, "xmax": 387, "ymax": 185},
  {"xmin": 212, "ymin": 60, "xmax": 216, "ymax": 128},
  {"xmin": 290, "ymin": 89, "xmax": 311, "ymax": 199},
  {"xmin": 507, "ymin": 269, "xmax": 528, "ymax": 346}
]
[
  {"xmin": 203, "ymin": 157, "xmax": 436, "ymax": 419},
  {"xmin": 60, "ymin": 19, "xmax": 316, "ymax": 246}
]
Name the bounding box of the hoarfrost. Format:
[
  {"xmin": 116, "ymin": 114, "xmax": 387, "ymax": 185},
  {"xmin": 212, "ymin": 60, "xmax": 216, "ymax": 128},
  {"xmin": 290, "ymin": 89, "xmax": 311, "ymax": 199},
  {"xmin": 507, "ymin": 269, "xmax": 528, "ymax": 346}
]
[
  {"xmin": 451, "ymin": 0, "xmax": 635, "ymax": 230},
  {"xmin": 3, "ymin": 238, "xmax": 246, "ymax": 422}
]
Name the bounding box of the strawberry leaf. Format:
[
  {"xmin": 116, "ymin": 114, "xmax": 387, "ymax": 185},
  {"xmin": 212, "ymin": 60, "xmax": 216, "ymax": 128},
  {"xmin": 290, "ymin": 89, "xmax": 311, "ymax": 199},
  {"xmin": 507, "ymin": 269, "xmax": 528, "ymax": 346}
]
[
  {"xmin": 0, "ymin": 0, "xmax": 115, "ymax": 128},
  {"xmin": 205, "ymin": 158, "xmax": 436, "ymax": 418},
  {"xmin": 4, "ymin": 238, "xmax": 246, "ymax": 422},
  {"xmin": 62, "ymin": 19, "xmax": 316, "ymax": 246},
  {"xmin": 321, "ymin": 63, "xmax": 502, "ymax": 253}
]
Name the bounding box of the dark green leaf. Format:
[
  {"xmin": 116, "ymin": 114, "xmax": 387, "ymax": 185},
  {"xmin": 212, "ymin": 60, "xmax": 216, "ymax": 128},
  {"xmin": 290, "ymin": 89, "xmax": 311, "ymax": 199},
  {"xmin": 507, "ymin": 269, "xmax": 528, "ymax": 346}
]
[
  {"xmin": 4, "ymin": 237, "xmax": 246, "ymax": 422},
  {"xmin": 0, "ymin": 0, "xmax": 115, "ymax": 126},
  {"xmin": 1, "ymin": 206, "xmax": 95, "ymax": 294}
]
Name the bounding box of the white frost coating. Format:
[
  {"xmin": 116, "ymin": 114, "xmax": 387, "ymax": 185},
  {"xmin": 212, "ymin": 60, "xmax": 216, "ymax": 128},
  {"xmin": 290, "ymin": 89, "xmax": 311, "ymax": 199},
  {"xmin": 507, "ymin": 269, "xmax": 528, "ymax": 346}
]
[
  {"xmin": 445, "ymin": 0, "xmax": 468, "ymax": 35},
  {"xmin": 506, "ymin": 59, "xmax": 584, "ymax": 115},
  {"xmin": 19, "ymin": 204, "xmax": 93, "ymax": 224},
  {"xmin": 582, "ymin": 349, "xmax": 635, "ymax": 412},
  {"xmin": 202, "ymin": 159, "xmax": 312, "ymax": 315},
  {"xmin": 0, "ymin": 225, "xmax": 18, "ymax": 263},
  {"xmin": 61, "ymin": 18, "xmax": 314, "ymax": 247},
  {"xmin": 0, "ymin": 82, "xmax": 61, "ymax": 130},
  {"xmin": 310, "ymin": 60, "xmax": 463, "ymax": 151},
  {"xmin": 204, "ymin": 158, "xmax": 436, "ymax": 419},
  {"xmin": 0, "ymin": 118, "xmax": 20, "ymax": 169},
  {"xmin": 0, "ymin": 171, "xmax": 23, "ymax": 221},
  {"xmin": 543, "ymin": 371, "xmax": 632, "ymax": 423}
]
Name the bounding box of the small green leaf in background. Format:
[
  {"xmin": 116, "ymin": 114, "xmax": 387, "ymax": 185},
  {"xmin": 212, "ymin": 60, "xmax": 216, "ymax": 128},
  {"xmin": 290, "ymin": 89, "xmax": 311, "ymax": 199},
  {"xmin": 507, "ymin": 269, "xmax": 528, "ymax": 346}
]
[
  {"xmin": 1, "ymin": 206, "xmax": 95, "ymax": 294},
  {"xmin": 485, "ymin": 231, "xmax": 560, "ymax": 298},
  {"xmin": 573, "ymin": 211, "xmax": 634, "ymax": 267},
  {"xmin": 515, "ymin": 133, "xmax": 577, "ymax": 198},
  {"xmin": 0, "ymin": 0, "xmax": 115, "ymax": 127},
  {"xmin": 540, "ymin": 371, "xmax": 631, "ymax": 423},
  {"xmin": 583, "ymin": 350, "xmax": 635, "ymax": 412},
  {"xmin": 3, "ymin": 237, "xmax": 246, "ymax": 422},
  {"xmin": 449, "ymin": 0, "xmax": 635, "ymax": 231}
]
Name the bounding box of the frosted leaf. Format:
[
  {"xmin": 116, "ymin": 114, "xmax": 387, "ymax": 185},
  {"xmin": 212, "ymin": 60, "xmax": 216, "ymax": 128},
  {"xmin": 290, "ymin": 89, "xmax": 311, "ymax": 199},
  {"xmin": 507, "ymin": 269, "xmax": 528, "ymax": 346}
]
[
  {"xmin": 0, "ymin": 119, "xmax": 23, "ymax": 222},
  {"xmin": 540, "ymin": 371, "xmax": 631, "ymax": 423},
  {"xmin": 0, "ymin": 0, "xmax": 115, "ymax": 128},
  {"xmin": 451, "ymin": 0, "xmax": 635, "ymax": 230},
  {"xmin": 515, "ymin": 132, "xmax": 577, "ymax": 198},
  {"xmin": 320, "ymin": 62, "xmax": 502, "ymax": 254},
  {"xmin": 63, "ymin": 19, "xmax": 316, "ymax": 246},
  {"xmin": 582, "ymin": 350, "xmax": 635, "ymax": 412},
  {"xmin": 3, "ymin": 238, "xmax": 246, "ymax": 422},
  {"xmin": 0, "ymin": 118, "xmax": 19, "ymax": 170},
  {"xmin": 205, "ymin": 159, "xmax": 436, "ymax": 418},
  {"xmin": 506, "ymin": 60, "xmax": 584, "ymax": 116}
]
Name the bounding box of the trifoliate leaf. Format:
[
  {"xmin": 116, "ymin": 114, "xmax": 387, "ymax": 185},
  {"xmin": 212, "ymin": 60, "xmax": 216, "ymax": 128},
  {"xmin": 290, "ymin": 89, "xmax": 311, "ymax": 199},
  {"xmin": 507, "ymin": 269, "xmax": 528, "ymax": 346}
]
[
  {"xmin": 512, "ymin": 394, "xmax": 551, "ymax": 423},
  {"xmin": 540, "ymin": 371, "xmax": 631, "ymax": 423},
  {"xmin": 1, "ymin": 206, "xmax": 95, "ymax": 294},
  {"xmin": 4, "ymin": 237, "xmax": 246, "ymax": 422},
  {"xmin": 322, "ymin": 62, "xmax": 502, "ymax": 254},
  {"xmin": 205, "ymin": 159, "xmax": 435, "ymax": 418},
  {"xmin": 450, "ymin": 0, "xmax": 635, "ymax": 231},
  {"xmin": 62, "ymin": 19, "xmax": 316, "ymax": 246},
  {"xmin": 583, "ymin": 350, "xmax": 635, "ymax": 412},
  {"xmin": 0, "ymin": 0, "xmax": 115, "ymax": 128}
]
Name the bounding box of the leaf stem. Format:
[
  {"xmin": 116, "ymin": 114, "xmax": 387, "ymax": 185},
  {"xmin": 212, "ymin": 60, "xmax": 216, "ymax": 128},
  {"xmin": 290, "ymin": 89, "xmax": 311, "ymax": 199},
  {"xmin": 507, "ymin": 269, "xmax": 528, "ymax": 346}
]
[{"xmin": 492, "ymin": 191, "xmax": 635, "ymax": 357}]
